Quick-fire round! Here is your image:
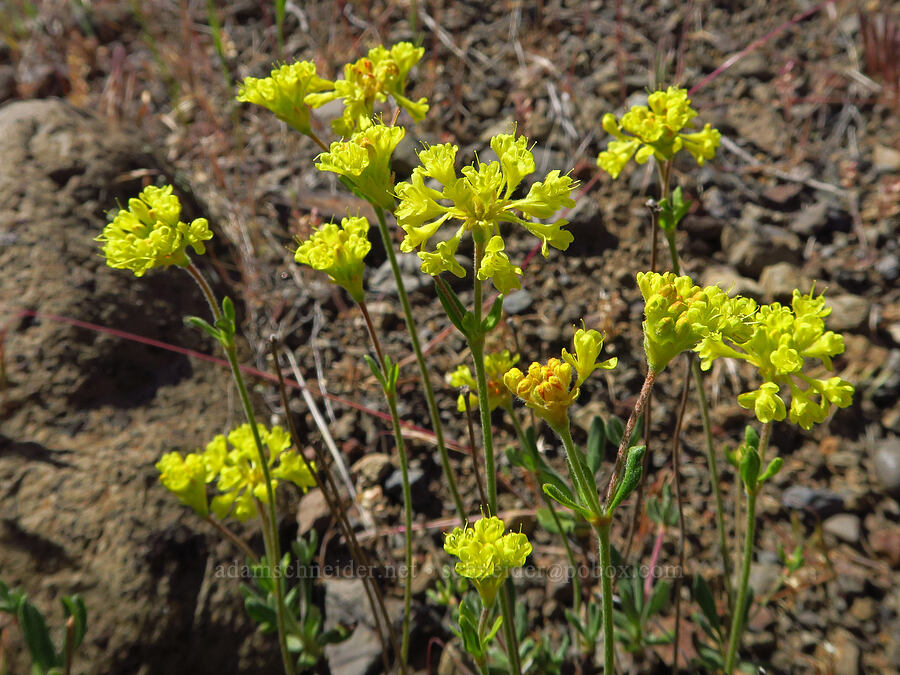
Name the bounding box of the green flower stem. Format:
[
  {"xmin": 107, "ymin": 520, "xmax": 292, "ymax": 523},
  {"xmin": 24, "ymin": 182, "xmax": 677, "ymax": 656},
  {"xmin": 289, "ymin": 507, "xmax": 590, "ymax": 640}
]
[
  {"xmin": 506, "ymin": 408, "xmax": 581, "ymax": 615},
  {"xmin": 358, "ymin": 298, "xmax": 412, "ymax": 664},
  {"xmin": 595, "ymin": 520, "xmax": 616, "ymax": 675},
  {"xmin": 692, "ymin": 358, "xmax": 734, "ymax": 608},
  {"xmin": 373, "ymin": 206, "xmax": 466, "ymax": 521},
  {"xmin": 724, "ymin": 422, "xmax": 772, "ymax": 674},
  {"xmin": 184, "ymin": 264, "xmax": 295, "ymax": 675},
  {"xmin": 475, "ymin": 606, "xmax": 491, "ymax": 675},
  {"xmin": 499, "ymin": 581, "xmax": 523, "ymax": 675},
  {"xmin": 557, "ymin": 422, "xmax": 603, "ymax": 521},
  {"xmin": 385, "ymin": 387, "xmax": 413, "ymax": 664}
]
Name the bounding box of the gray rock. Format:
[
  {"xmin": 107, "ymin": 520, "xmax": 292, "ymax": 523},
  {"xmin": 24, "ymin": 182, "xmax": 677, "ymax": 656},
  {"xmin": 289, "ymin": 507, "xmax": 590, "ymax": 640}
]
[
  {"xmin": 385, "ymin": 465, "xmax": 427, "ymax": 503},
  {"xmin": 782, "ymin": 485, "xmax": 844, "ymax": 517},
  {"xmin": 323, "ymin": 579, "xmax": 384, "ymax": 675},
  {"xmin": 759, "ymin": 262, "xmax": 811, "ymax": 301},
  {"xmin": 789, "ymin": 200, "xmax": 830, "ymax": 236},
  {"xmin": 875, "ymin": 254, "xmax": 900, "ymax": 282},
  {"xmin": 370, "ymin": 253, "xmax": 431, "ymax": 294},
  {"xmin": 727, "ymin": 230, "xmax": 802, "ymax": 279},
  {"xmin": 748, "ymin": 560, "xmax": 781, "ymax": 596},
  {"xmin": 826, "ymin": 294, "xmax": 870, "ymax": 332},
  {"xmin": 701, "ymin": 264, "xmax": 763, "ymax": 300},
  {"xmin": 351, "ymin": 453, "xmax": 393, "ymax": 489},
  {"xmin": 297, "ymin": 488, "xmax": 332, "ymax": 536},
  {"xmin": 503, "ymin": 289, "xmax": 534, "ymax": 315},
  {"xmin": 872, "ymin": 437, "xmax": 900, "ymax": 499},
  {"xmin": 823, "ymin": 513, "xmax": 862, "ymax": 544}
]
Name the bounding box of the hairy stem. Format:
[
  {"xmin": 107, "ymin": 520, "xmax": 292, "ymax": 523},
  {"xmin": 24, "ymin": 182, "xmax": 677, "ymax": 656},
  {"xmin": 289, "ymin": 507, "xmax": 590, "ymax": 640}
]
[{"xmin": 596, "ymin": 521, "xmax": 616, "ymax": 675}]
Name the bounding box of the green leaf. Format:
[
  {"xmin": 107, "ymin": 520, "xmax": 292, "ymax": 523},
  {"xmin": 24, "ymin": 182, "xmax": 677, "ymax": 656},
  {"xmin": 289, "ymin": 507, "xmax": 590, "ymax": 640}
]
[
  {"xmin": 61, "ymin": 595, "xmax": 87, "ymax": 650},
  {"xmin": 658, "ymin": 186, "xmax": 692, "ymax": 232},
  {"xmin": 319, "ymin": 624, "xmax": 352, "ymax": 645},
  {"xmin": 481, "ymin": 294, "xmax": 504, "ymax": 333},
  {"xmin": 434, "ymin": 277, "xmax": 467, "ymax": 335},
  {"xmin": 542, "ymin": 484, "xmax": 592, "ymax": 520},
  {"xmin": 303, "ymin": 603, "xmax": 322, "ymax": 636},
  {"xmin": 759, "ymin": 456, "xmax": 783, "ymax": 484},
  {"xmin": 19, "ymin": 600, "xmax": 58, "ymax": 671},
  {"xmin": 461, "ymin": 311, "xmax": 480, "ymax": 336},
  {"xmin": 586, "ymin": 415, "xmax": 606, "ymax": 475},
  {"xmin": 184, "ymin": 315, "xmax": 221, "ymax": 340},
  {"xmin": 563, "ymin": 609, "xmax": 586, "ymax": 638},
  {"xmin": 222, "ymin": 296, "xmax": 236, "ymax": 324},
  {"xmin": 740, "ymin": 447, "xmax": 760, "ymax": 492},
  {"xmin": 485, "ymin": 614, "xmax": 504, "ymax": 643},
  {"xmin": 363, "ymin": 355, "xmax": 386, "ymax": 387},
  {"xmin": 744, "ymin": 424, "xmax": 760, "ymax": 452},
  {"xmin": 535, "ymin": 507, "xmax": 575, "ymax": 534},
  {"xmin": 691, "ymin": 575, "xmax": 721, "ymax": 637},
  {"xmin": 607, "ymin": 445, "xmax": 646, "ymax": 513},
  {"xmin": 645, "ymin": 580, "xmax": 671, "ymax": 620},
  {"xmin": 566, "ymin": 441, "xmax": 602, "ymax": 517},
  {"xmin": 605, "ymin": 416, "xmax": 624, "ymax": 447}
]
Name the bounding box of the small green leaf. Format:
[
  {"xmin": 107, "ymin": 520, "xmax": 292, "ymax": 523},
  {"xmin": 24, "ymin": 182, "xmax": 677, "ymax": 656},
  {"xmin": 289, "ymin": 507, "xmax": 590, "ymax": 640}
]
[
  {"xmin": 535, "ymin": 507, "xmax": 575, "ymax": 534},
  {"xmin": 481, "ymin": 294, "xmax": 504, "ymax": 333},
  {"xmin": 363, "ymin": 355, "xmax": 386, "ymax": 387},
  {"xmin": 461, "ymin": 311, "xmax": 480, "ymax": 336},
  {"xmin": 434, "ymin": 277, "xmax": 467, "ymax": 335},
  {"xmin": 744, "ymin": 425, "xmax": 759, "ymax": 452},
  {"xmin": 586, "ymin": 415, "xmax": 606, "ymax": 475},
  {"xmin": 19, "ymin": 600, "xmax": 58, "ymax": 671},
  {"xmin": 184, "ymin": 315, "xmax": 221, "ymax": 340},
  {"xmin": 645, "ymin": 579, "xmax": 671, "ymax": 619},
  {"xmin": 62, "ymin": 595, "xmax": 87, "ymax": 650},
  {"xmin": 740, "ymin": 447, "xmax": 760, "ymax": 492},
  {"xmin": 605, "ymin": 416, "xmax": 624, "ymax": 447},
  {"xmin": 759, "ymin": 456, "xmax": 783, "ymax": 484},
  {"xmin": 485, "ymin": 614, "xmax": 503, "ymax": 643},
  {"xmin": 542, "ymin": 484, "xmax": 592, "ymax": 520},
  {"xmin": 691, "ymin": 574, "xmax": 721, "ymax": 636},
  {"xmin": 607, "ymin": 445, "xmax": 646, "ymax": 513}
]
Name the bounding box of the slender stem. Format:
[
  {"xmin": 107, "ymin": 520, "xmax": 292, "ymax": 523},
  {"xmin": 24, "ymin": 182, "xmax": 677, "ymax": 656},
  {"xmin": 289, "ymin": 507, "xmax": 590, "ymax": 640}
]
[
  {"xmin": 724, "ymin": 422, "xmax": 771, "ymax": 674},
  {"xmin": 269, "ymin": 343, "xmax": 401, "ymax": 674},
  {"xmin": 385, "ymin": 388, "xmax": 413, "ymax": 664},
  {"xmin": 373, "ymin": 206, "xmax": 466, "ymax": 521},
  {"xmin": 204, "ymin": 515, "xmax": 259, "ymax": 564},
  {"xmin": 506, "ymin": 408, "xmax": 581, "ymax": 615},
  {"xmin": 309, "ymin": 131, "xmax": 329, "ymax": 152},
  {"xmin": 465, "ymin": 393, "xmax": 489, "ymax": 509},
  {"xmin": 605, "ymin": 369, "xmax": 657, "ymax": 505},
  {"xmin": 558, "ymin": 422, "xmax": 602, "ymax": 519},
  {"xmin": 498, "ymin": 582, "xmax": 522, "ymax": 675},
  {"xmin": 470, "ymin": 338, "xmax": 497, "ymax": 512},
  {"xmin": 476, "ymin": 606, "xmax": 491, "ymax": 675},
  {"xmin": 670, "ymin": 356, "xmax": 692, "ymax": 675},
  {"xmin": 596, "ymin": 521, "xmax": 616, "ymax": 675},
  {"xmin": 183, "ymin": 264, "xmax": 295, "ymax": 675},
  {"xmin": 357, "ymin": 298, "xmax": 413, "ymax": 664},
  {"xmin": 691, "ymin": 359, "xmax": 733, "ymax": 609}
]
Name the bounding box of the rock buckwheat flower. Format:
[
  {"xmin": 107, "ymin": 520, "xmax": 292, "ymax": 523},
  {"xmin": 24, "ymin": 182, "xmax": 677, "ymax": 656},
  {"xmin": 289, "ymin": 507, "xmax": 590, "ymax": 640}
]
[
  {"xmin": 696, "ymin": 288, "xmax": 854, "ymax": 429},
  {"xmin": 294, "ymin": 216, "xmax": 371, "ymax": 302},
  {"xmin": 304, "ymin": 42, "xmax": 429, "ymax": 137},
  {"xmin": 156, "ymin": 449, "xmax": 220, "ymax": 517},
  {"xmin": 504, "ymin": 326, "xmax": 615, "ymax": 431},
  {"xmin": 210, "ymin": 424, "xmax": 316, "ymax": 523},
  {"xmin": 443, "ymin": 516, "xmax": 531, "ymax": 607},
  {"xmin": 315, "ymin": 123, "xmax": 405, "ymax": 210},
  {"xmin": 446, "ymin": 350, "xmax": 519, "ymax": 412},
  {"xmin": 597, "ymin": 86, "xmax": 721, "ymax": 179},
  {"xmin": 97, "ymin": 184, "xmax": 213, "ymax": 277},
  {"xmin": 395, "ymin": 133, "xmax": 577, "ymax": 293},
  {"xmin": 236, "ymin": 61, "xmax": 332, "ymax": 136}
]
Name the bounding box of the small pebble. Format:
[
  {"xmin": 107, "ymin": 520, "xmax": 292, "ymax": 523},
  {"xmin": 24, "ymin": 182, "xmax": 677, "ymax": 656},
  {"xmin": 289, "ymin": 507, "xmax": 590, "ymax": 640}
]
[
  {"xmin": 502, "ymin": 289, "xmax": 533, "ymax": 315},
  {"xmin": 823, "ymin": 513, "xmax": 861, "ymax": 544},
  {"xmin": 781, "ymin": 485, "xmax": 844, "ymax": 517},
  {"xmin": 872, "ymin": 437, "xmax": 900, "ymax": 499}
]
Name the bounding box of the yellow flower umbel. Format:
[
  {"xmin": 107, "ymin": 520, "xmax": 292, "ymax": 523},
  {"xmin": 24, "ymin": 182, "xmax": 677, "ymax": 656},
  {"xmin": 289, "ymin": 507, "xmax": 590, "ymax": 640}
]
[
  {"xmin": 443, "ymin": 516, "xmax": 531, "ymax": 607},
  {"xmin": 597, "ymin": 86, "xmax": 721, "ymax": 179},
  {"xmin": 209, "ymin": 424, "xmax": 316, "ymax": 523},
  {"xmin": 637, "ymin": 271, "xmax": 755, "ymax": 373},
  {"xmin": 696, "ymin": 289, "xmax": 854, "ymax": 429},
  {"xmin": 156, "ymin": 449, "xmax": 220, "ymax": 517},
  {"xmin": 315, "ymin": 124, "xmax": 405, "ymax": 210},
  {"xmin": 97, "ymin": 184, "xmax": 213, "ymax": 277},
  {"xmin": 446, "ymin": 350, "xmax": 519, "ymax": 412},
  {"xmin": 294, "ymin": 216, "xmax": 371, "ymax": 302},
  {"xmin": 304, "ymin": 42, "xmax": 429, "ymax": 137},
  {"xmin": 395, "ymin": 133, "xmax": 577, "ymax": 293},
  {"xmin": 236, "ymin": 61, "xmax": 332, "ymax": 136},
  {"xmin": 504, "ymin": 327, "xmax": 616, "ymax": 431}
]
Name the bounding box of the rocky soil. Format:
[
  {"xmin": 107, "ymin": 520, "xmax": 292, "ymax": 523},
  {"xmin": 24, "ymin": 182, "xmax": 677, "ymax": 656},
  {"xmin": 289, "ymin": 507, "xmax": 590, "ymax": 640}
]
[{"xmin": 1, "ymin": 1, "xmax": 898, "ymax": 674}]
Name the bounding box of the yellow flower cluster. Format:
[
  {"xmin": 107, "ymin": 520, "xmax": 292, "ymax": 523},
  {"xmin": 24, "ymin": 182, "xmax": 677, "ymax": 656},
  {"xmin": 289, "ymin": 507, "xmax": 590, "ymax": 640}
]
[
  {"xmin": 446, "ymin": 350, "xmax": 519, "ymax": 412},
  {"xmin": 444, "ymin": 516, "xmax": 531, "ymax": 606},
  {"xmin": 294, "ymin": 216, "xmax": 371, "ymax": 302},
  {"xmin": 315, "ymin": 124, "xmax": 405, "ymax": 210},
  {"xmin": 696, "ymin": 289, "xmax": 854, "ymax": 429},
  {"xmin": 236, "ymin": 61, "xmax": 331, "ymax": 135},
  {"xmin": 395, "ymin": 133, "xmax": 577, "ymax": 293},
  {"xmin": 97, "ymin": 184, "xmax": 213, "ymax": 277},
  {"xmin": 305, "ymin": 42, "xmax": 429, "ymax": 137},
  {"xmin": 597, "ymin": 86, "xmax": 721, "ymax": 179},
  {"xmin": 157, "ymin": 424, "xmax": 316, "ymax": 523},
  {"xmin": 504, "ymin": 327, "xmax": 616, "ymax": 430}
]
